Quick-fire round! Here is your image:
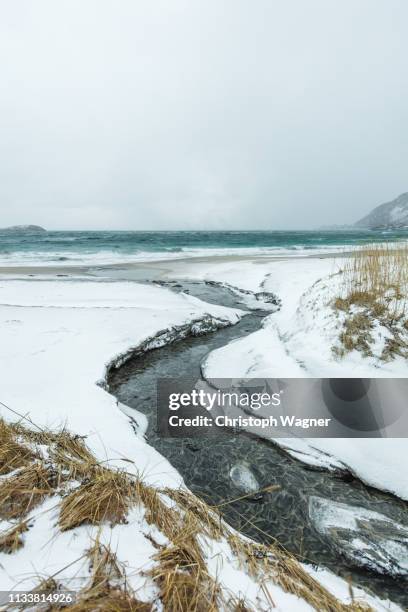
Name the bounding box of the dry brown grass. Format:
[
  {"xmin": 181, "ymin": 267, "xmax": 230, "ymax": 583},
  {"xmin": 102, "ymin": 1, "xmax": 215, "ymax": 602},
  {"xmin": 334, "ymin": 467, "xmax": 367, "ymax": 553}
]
[
  {"xmin": 0, "ymin": 419, "xmax": 36, "ymax": 475},
  {"xmin": 0, "ymin": 415, "xmax": 375, "ymax": 611},
  {"xmin": 59, "ymin": 467, "xmax": 137, "ymax": 531},
  {"xmin": 58, "ymin": 473, "xmax": 246, "ymax": 610},
  {"xmin": 333, "ymin": 243, "xmax": 408, "ymax": 360},
  {"xmin": 144, "ymin": 485, "xmax": 372, "ymax": 612},
  {"xmin": 49, "ymin": 431, "xmax": 97, "ymax": 480},
  {"xmin": 8, "ymin": 421, "xmax": 102, "ymax": 486},
  {"xmin": 333, "ymin": 312, "xmax": 374, "ymax": 358},
  {"xmin": 43, "ymin": 540, "xmax": 153, "ymax": 611},
  {"xmin": 1, "ymin": 418, "xmax": 97, "ymax": 479},
  {"xmin": 149, "ymin": 541, "xmax": 222, "ymax": 612},
  {"xmin": 228, "ymin": 596, "xmax": 255, "ymax": 611},
  {"xmin": 136, "ymin": 484, "xmax": 229, "ymax": 611},
  {"xmin": 163, "ymin": 487, "xmax": 223, "ymax": 540},
  {"xmin": 64, "ymin": 541, "xmax": 152, "ymax": 611},
  {"xmin": 60, "ymin": 592, "xmax": 152, "ymax": 611},
  {"xmin": 135, "ymin": 481, "xmax": 182, "ymax": 539},
  {"xmin": 0, "ymin": 463, "xmax": 57, "ymax": 520},
  {"xmin": 339, "ymin": 243, "xmax": 408, "ymax": 308},
  {"xmin": 0, "ymin": 520, "xmax": 28, "ymax": 553},
  {"xmin": 227, "ymin": 535, "xmax": 371, "ymax": 612}
]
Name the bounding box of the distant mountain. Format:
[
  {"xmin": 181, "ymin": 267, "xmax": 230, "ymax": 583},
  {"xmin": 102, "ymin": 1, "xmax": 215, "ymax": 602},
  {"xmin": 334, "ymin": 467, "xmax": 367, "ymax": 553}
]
[
  {"xmin": 0, "ymin": 224, "xmax": 47, "ymax": 233},
  {"xmin": 355, "ymin": 193, "xmax": 408, "ymax": 229}
]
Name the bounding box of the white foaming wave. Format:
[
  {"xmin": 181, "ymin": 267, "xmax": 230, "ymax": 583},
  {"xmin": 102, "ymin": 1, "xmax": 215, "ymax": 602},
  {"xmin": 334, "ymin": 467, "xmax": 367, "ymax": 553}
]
[{"xmin": 0, "ymin": 244, "xmax": 349, "ymax": 267}]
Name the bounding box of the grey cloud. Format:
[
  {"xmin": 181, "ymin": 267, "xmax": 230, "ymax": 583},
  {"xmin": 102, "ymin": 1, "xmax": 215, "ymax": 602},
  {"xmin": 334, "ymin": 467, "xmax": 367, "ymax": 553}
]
[{"xmin": 0, "ymin": 0, "xmax": 407, "ymax": 229}]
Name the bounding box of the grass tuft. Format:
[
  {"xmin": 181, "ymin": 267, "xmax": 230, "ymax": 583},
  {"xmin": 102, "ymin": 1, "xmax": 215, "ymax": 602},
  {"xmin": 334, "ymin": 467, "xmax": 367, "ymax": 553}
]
[
  {"xmin": 338, "ymin": 243, "xmax": 408, "ymax": 304},
  {"xmin": 228, "ymin": 535, "xmax": 371, "ymax": 612},
  {"xmin": 0, "ymin": 463, "xmax": 56, "ymax": 520},
  {"xmin": 229, "ymin": 596, "xmax": 255, "ymax": 611},
  {"xmin": 0, "ymin": 521, "xmax": 29, "ymax": 554},
  {"xmin": 163, "ymin": 487, "xmax": 223, "ymax": 540},
  {"xmin": 43, "ymin": 540, "xmax": 153, "ymax": 611},
  {"xmin": 0, "ymin": 420, "xmax": 36, "ymax": 475},
  {"xmin": 49, "ymin": 430, "xmax": 97, "ymax": 480},
  {"xmin": 59, "ymin": 468, "xmax": 137, "ymax": 531},
  {"xmin": 149, "ymin": 541, "xmax": 222, "ymax": 612},
  {"xmin": 333, "ymin": 243, "xmax": 408, "ymax": 360}
]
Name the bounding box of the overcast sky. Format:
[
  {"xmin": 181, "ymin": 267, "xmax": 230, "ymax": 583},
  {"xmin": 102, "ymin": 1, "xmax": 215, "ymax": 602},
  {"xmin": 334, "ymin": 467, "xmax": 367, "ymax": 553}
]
[{"xmin": 0, "ymin": 1, "xmax": 407, "ymax": 230}]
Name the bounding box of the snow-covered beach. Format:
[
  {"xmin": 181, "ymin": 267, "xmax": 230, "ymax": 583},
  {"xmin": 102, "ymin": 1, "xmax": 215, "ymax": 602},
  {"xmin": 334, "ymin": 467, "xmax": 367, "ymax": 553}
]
[{"xmin": 0, "ymin": 248, "xmax": 407, "ymax": 610}]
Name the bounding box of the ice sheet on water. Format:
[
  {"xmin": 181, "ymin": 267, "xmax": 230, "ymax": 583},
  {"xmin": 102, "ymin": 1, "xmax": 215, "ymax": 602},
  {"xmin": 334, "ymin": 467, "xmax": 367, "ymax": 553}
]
[{"xmin": 309, "ymin": 496, "xmax": 408, "ymax": 577}]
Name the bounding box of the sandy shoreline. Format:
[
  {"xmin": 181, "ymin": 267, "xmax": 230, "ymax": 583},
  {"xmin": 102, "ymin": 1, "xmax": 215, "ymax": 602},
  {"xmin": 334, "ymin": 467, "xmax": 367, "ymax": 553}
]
[{"xmin": 0, "ymin": 250, "xmax": 349, "ymax": 280}]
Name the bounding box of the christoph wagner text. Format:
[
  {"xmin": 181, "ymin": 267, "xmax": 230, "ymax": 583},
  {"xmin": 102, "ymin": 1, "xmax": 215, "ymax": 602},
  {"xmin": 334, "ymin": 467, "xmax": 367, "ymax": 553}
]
[{"xmin": 168, "ymin": 415, "xmax": 332, "ymax": 429}]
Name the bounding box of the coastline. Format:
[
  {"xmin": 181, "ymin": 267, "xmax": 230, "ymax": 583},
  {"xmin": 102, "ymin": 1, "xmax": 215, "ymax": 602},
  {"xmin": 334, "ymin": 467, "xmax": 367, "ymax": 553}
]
[{"xmin": 0, "ymin": 249, "xmax": 350, "ymax": 280}]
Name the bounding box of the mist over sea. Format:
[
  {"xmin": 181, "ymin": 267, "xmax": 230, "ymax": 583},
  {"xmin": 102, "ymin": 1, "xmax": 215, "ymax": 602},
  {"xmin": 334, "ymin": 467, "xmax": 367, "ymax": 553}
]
[{"xmin": 0, "ymin": 230, "xmax": 407, "ymax": 266}]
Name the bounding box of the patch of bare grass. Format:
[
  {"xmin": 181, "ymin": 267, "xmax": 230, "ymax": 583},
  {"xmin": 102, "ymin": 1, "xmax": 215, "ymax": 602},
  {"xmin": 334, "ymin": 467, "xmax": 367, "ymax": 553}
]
[
  {"xmin": 340, "ymin": 243, "xmax": 408, "ymax": 302},
  {"xmin": 49, "ymin": 430, "xmax": 97, "ymax": 480},
  {"xmin": 0, "ymin": 520, "xmax": 29, "ymax": 553},
  {"xmin": 64, "ymin": 540, "xmax": 152, "ymax": 611},
  {"xmin": 228, "ymin": 596, "xmax": 255, "ymax": 611},
  {"xmin": 41, "ymin": 540, "xmax": 153, "ymax": 611},
  {"xmin": 0, "ymin": 419, "xmax": 36, "ymax": 475},
  {"xmin": 149, "ymin": 540, "xmax": 222, "ymax": 612},
  {"xmin": 333, "ymin": 312, "xmax": 374, "ymax": 358},
  {"xmin": 333, "ymin": 243, "xmax": 408, "ymax": 360},
  {"xmin": 139, "ymin": 485, "xmax": 227, "ymax": 611},
  {"xmin": 59, "ymin": 467, "xmax": 137, "ymax": 531},
  {"xmin": 8, "ymin": 420, "xmax": 100, "ymax": 483},
  {"xmin": 135, "ymin": 481, "xmax": 182, "ymax": 539},
  {"xmin": 163, "ymin": 487, "xmax": 223, "ymax": 540},
  {"xmin": 0, "ymin": 463, "xmax": 57, "ymax": 520},
  {"xmin": 228, "ymin": 535, "xmax": 371, "ymax": 612}
]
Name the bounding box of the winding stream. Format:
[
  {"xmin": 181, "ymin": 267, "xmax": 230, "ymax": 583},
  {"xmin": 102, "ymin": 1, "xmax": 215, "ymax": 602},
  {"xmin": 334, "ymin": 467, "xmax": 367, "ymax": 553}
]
[{"xmin": 108, "ymin": 280, "xmax": 408, "ymax": 607}]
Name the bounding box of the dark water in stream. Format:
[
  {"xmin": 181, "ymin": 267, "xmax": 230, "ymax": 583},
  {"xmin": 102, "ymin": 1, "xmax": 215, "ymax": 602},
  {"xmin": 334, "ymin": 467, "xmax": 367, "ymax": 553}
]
[{"xmin": 108, "ymin": 280, "xmax": 408, "ymax": 608}]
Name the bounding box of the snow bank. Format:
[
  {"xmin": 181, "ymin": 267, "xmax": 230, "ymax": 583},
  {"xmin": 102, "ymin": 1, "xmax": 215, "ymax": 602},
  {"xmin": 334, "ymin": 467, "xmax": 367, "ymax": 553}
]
[
  {"xmin": 0, "ymin": 279, "xmax": 241, "ymax": 487},
  {"xmin": 196, "ymin": 257, "xmax": 408, "ymax": 500},
  {"xmin": 0, "ymin": 275, "xmax": 403, "ymax": 609}
]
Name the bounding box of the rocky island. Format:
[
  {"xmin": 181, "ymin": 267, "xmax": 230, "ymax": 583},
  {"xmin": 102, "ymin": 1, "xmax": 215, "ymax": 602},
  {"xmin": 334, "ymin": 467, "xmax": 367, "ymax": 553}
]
[{"xmin": 0, "ymin": 224, "xmax": 47, "ymax": 233}]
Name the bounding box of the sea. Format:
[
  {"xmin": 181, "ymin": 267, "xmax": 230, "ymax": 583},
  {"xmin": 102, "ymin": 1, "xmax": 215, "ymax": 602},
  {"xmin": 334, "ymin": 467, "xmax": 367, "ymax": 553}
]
[{"xmin": 0, "ymin": 229, "xmax": 407, "ymax": 266}]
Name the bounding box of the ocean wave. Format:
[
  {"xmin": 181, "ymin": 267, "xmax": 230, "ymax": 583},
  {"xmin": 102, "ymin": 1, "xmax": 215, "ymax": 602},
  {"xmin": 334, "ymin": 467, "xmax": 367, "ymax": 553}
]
[{"xmin": 0, "ymin": 244, "xmax": 357, "ymax": 267}]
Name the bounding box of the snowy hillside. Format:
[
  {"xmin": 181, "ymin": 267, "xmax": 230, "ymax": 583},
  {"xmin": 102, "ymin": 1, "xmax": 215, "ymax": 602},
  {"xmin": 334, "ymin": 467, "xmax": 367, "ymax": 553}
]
[{"xmin": 355, "ymin": 193, "xmax": 408, "ymax": 229}]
